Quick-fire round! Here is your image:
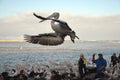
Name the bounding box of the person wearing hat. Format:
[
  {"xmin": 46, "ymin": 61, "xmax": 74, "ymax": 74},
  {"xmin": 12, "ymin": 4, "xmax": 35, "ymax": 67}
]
[{"xmin": 92, "ymin": 53, "xmax": 107, "ymax": 78}]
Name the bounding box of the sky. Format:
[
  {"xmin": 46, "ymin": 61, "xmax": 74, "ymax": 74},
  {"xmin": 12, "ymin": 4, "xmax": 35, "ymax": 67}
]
[{"xmin": 0, "ymin": 0, "xmax": 120, "ymax": 40}]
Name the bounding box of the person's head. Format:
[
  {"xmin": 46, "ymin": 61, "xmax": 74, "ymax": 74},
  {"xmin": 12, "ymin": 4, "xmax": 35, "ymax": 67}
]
[
  {"xmin": 98, "ymin": 53, "xmax": 103, "ymax": 59},
  {"xmin": 113, "ymin": 53, "xmax": 116, "ymax": 56},
  {"xmin": 51, "ymin": 70, "xmax": 58, "ymax": 77},
  {"xmin": 1, "ymin": 72, "xmax": 9, "ymax": 80},
  {"xmin": 20, "ymin": 70, "xmax": 25, "ymax": 75},
  {"xmin": 80, "ymin": 54, "xmax": 84, "ymax": 59},
  {"xmin": 28, "ymin": 71, "xmax": 35, "ymax": 78}
]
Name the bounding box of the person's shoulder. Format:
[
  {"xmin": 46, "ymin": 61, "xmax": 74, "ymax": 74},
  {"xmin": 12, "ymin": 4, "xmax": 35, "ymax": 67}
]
[{"xmin": 102, "ymin": 58, "xmax": 107, "ymax": 63}]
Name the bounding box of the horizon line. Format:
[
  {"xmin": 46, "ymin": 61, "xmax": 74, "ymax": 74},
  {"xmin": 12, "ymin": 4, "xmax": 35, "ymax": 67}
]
[{"xmin": 0, "ymin": 39, "xmax": 120, "ymax": 42}]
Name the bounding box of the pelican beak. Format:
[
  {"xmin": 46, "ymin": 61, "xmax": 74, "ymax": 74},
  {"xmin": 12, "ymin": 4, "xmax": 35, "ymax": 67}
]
[{"xmin": 71, "ymin": 39, "xmax": 75, "ymax": 43}]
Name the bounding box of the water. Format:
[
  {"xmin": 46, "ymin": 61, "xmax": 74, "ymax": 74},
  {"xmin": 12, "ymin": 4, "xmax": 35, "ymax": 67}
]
[{"xmin": 0, "ymin": 40, "xmax": 120, "ymax": 73}]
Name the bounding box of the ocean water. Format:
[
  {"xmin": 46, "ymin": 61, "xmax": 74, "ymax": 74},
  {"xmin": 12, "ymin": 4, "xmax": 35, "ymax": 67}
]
[{"xmin": 0, "ymin": 40, "xmax": 120, "ymax": 73}]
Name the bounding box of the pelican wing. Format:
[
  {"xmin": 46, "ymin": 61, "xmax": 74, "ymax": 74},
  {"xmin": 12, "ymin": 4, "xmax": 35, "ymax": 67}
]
[
  {"xmin": 33, "ymin": 13, "xmax": 72, "ymax": 30},
  {"xmin": 33, "ymin": 13, "xmax": 46, "ymax": 19},
  {"xmin": 24, "ymin": 33, "xmax": 65, "ymax": 46},
  {"xmin": 33, "ymin": 13, "xmax": 47, "ymax": 22}
]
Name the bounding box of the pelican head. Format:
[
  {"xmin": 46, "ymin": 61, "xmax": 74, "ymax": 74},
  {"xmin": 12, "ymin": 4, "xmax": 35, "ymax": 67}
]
[
  {"xmin": 69, "ymin": 31, "xmax": 79, "ymax": 43},
  {"xmin": 47, "ymin": 12, "xmax": 60, "ymax": 19}
]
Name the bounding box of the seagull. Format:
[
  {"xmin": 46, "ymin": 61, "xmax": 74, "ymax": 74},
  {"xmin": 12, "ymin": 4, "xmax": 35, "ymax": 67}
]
[
  {"xmin": 24, "ymin": 33, "xmax": 67, "ymax": 46},
  {"xmin": 33, "ymin": 12, "xmax": 79, "ymax": 43}
]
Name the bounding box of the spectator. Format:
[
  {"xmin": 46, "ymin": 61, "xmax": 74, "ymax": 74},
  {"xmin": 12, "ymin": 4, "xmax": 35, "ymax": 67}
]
[
  {"xmin": 1, "ymin": 72, "xmax": 10, "ymax": 80},
  {"xmin": 83, "ymin": 54, "xmax": 87, "ymax": 75},
  {"xmin": 92, "ymin": 53, "xmax": 107, "ymax": 78},
  {"xmin": 111, "ymin": 53, "xmax": 118, "ymax": 66},
  {"xmin": 0, "ymin": 74, "xmax": 4, "ymax": 80},
  {"xmin": 16, "ymin": 70, "xmax": 27, "ymax": 80},
  {"xmin": 50, "ymin": 70, "xmax": 61, "ymax": 80},
  {"xmin": 27, "ymin": 71, "xmax": 35, "ymax": 80},
  {"xmin": 78, "ymin": 54, "xmax": 86, "ymax": 80},
  {"xmin": 118, "ymin": 54, "xmax": 120, "ymax": 63},
  {"xmin": 118, "ymin": 54, "xmax": 120, "ymax": 59},
  {"xmin": 39, "ymin": 72, "xmax": 47, "ymax": 80}
]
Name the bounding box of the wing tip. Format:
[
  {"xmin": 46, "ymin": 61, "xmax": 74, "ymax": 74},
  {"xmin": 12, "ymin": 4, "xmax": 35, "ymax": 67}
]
[{"xmin": 24, "ymin": 34, "xmax": 31, "ymax": 41}]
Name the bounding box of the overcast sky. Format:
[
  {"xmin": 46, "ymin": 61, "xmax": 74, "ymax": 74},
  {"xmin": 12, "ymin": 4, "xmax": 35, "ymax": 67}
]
[{"xmin": 0, "ymin": 0, "xmax": 120, "ymax": 40}]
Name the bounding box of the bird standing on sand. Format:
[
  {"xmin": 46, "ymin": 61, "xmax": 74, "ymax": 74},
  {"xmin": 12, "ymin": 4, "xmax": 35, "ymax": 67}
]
[{"xmin": 24, "ymin": 12, "xmax": 79, "ymax": 46}]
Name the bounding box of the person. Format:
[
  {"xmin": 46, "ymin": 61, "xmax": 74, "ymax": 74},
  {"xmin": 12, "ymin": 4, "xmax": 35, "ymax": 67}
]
[
  {"xmin": 111, "ymin": 53, "xmax": 118, "ymax": 66},
  {"xmin": 16, "ymin": 70, "xmax": 27, "ymax": 80},
  {"xmin": 78, "ymin": 54, "xmax": 86, "ymax": 80},
  {"xmin": 118, "ymin": 54, "xmax": 120, "ymax": 59},
  {"xmin": 0, "ymin": 74, "xmax": 4, "ymax": 80},
  {"xmin": 39, "ymin": 72, "xmax": 47, "ymax": 80},
  {"xmin": 83, "ymin": 55, "xmax": 87, "ymax": 75},
  {"xmin": 1, "ymin": 72, "xmax": 10, "ymax": 80},
  {"xmin": 27, "ymin": 71, "xmax": 35, "ymax": 80},
  {"xmin": 118, "ymin": 54, "xmax": 120, "ymax": 63},
  {"xmin": 50, "ymin": 70, "xmax": 61, "ymax": 80},
  {"xmin": 92, "ymin": 53, "xmax": 107, "ymax": 78}
]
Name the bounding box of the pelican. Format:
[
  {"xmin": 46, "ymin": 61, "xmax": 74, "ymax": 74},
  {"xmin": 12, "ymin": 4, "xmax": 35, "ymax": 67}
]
[
  {"xmin": 24, "ymin": 12, "xmax": 79, "ymax": 46},
  {"xmin": 24, "ymin": 33, "xmax": 67, "ymax": 46},
  {"xmin": 33, "ymin": 12, "xmax": 79, "ymax": 43}
]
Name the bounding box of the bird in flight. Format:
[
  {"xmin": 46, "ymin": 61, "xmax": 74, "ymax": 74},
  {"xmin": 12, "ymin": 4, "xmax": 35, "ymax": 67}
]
[{"xmin": 24, "ymin": 12, "xmax": 79, "ymax": 46}]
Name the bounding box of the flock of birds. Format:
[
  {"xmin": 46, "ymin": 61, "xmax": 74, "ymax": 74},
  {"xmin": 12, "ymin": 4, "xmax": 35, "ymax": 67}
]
[{"xmin": 24, "ymin": 12, "xmax": 79, "ymax": 46}]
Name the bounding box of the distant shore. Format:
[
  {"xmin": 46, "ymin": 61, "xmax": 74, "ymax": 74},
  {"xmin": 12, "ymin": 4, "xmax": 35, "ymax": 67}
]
[
  {"xmin": 0, "ymin": 40, "xmax": 120, "ymax": 43},
  {"xmin": 0, "ymin": 40, "xmax": 25, "ymax": 42}
]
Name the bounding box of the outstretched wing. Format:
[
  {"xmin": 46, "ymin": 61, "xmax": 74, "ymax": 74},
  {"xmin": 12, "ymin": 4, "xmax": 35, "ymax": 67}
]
[
  {"xmin": 33, "ymin": 13, "xmax": 47, "ymax": 22},
  {"xmin": 24, "ymin": 33, "xmax": 65, "ymax": 46}
]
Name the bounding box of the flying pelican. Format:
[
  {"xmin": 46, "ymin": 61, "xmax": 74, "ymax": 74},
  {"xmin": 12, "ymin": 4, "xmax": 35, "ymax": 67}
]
[
  {"xmin": 24, "ymin": 12, "xmax": 79, "ymax": 46},
  {"xmin": 24, "ymin": 33, "xmax": 67, "ymax": 46},
  {"xmin": 33, "ymin": 12, "xmax": 79, "ymax": 43}
]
